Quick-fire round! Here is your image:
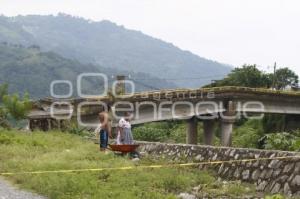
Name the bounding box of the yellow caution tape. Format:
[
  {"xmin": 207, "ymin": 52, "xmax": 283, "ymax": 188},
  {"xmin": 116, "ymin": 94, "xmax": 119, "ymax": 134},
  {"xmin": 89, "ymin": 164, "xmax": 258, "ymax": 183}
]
[{"xmin": 1, "ymin": 155, "xmax": 299, "ymax": 176}]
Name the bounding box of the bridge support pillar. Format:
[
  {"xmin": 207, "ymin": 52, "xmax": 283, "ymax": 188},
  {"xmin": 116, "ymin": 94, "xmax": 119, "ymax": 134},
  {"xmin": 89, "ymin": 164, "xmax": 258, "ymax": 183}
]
[
  {"xmin": 186, "ymin": 117, "xmax": 198, "ymax": 145},
  {"xmin": 220, "ymin": 119, "xmax": 234, "ymax": 146},
  {"xmin": 220, "ymin": 100, "xmax": 236, "ymax": 146},
  {"xmin": 203, "ymin": 120, "xmax": 214, "ymax": 145}
]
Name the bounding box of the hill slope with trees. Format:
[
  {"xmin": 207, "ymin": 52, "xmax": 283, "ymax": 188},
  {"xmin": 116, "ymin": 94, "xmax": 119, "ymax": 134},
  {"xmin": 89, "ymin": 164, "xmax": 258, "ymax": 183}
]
[
  {"xmin": 0, "ymin": 43, "xmax": 175, "ymax": 98},
  {"xmin": 0, "ymin": 14, "xmax": 231, "ymax": 88}
]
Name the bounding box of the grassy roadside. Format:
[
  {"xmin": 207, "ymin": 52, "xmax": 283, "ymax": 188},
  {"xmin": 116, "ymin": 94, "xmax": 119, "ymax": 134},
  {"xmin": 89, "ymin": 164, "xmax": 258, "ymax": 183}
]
[{"xmin": 0, "ymin": 130, "xmax": 256, "ymax": 198}]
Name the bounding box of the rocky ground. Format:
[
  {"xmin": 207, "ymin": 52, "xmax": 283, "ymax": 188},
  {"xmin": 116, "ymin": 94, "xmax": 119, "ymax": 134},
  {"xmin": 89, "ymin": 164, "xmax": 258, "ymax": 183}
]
[
  {"xmin": 178, "ymin": 179, "xmax": 266, "ymax": 199},
  {"xmin": 0, "ymin": 178, "xmax": 46, "ymax": 199}
]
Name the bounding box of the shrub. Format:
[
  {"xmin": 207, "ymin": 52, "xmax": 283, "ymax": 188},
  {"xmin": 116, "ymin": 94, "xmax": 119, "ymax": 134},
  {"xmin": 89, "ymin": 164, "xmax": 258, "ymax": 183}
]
[
  {"xmin": 263, "ymin": 132, "xmax": 297, "ymax": 151},
  {"xmin": 232, "ymin": 119, "xmax": 262, "ymax": 148},
  {"xmin": 133, "ymin": 126, "xmax": 168, "ymax": 142}
]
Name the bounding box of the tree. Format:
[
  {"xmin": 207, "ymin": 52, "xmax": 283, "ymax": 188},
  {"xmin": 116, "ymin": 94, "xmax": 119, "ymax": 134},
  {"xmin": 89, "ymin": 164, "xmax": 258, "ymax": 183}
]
[
  {"xmin": 205, "ymin": 65, "xmax": 298, "ymax": 90},
  {"xmin": 0, "ymin": 84, "xmax": 32, "ymax": 128},
  {"xmin": 273, "ymin": 67, "xmax": 298, "ymax": 90},
  {"xmin": 0, "ymin": 84, "xmax": 9, "ymax": 128},
  {"xmin": 206, "ymin": 65, "xmax": 272, "ymax": 88},
  {"xmin": 2, "ymin": 93, "xmax": 32, "ymax": 121},
  {"xmin": 0, "ymin": 83, "xmax": 8, "ymax": 103}
]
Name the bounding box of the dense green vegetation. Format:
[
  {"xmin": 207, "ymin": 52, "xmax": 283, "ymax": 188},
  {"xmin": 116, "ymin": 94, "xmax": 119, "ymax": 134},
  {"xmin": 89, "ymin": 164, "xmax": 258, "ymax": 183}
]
[
  {"xmin": 233, "ymin": 119, "xmax": 300, "ymax": 151},
  {"xmin": 0, "ymin": 84, "xmax": 31, "ymax": 129},
  {"xmin": 0, "ymin": 43, "xmax": 175, "ymax": 98},
  {"xmin": 133, "ymin": 121, "xmax": 220, "ymax": 145},
  {"xmin": 0, "ymin": 14, "xmax": 231, "ymax": 88},
  {"xmin": 0, "ymin": 130, "xmax": 258, "ymax": 198},
  {"xmin": 133, "ymin": 119, "xmax": 300, "ymax": 151},
  {"xmin": 206, "ymin": 64, "xmax": 298, "ymax": 90}
]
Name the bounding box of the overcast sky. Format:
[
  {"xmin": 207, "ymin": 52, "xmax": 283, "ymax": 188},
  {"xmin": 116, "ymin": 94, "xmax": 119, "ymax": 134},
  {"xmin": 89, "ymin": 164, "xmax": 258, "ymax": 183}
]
[{"xmin": 1, "ymin": 0, "xmax": 300, "ymax": 75}]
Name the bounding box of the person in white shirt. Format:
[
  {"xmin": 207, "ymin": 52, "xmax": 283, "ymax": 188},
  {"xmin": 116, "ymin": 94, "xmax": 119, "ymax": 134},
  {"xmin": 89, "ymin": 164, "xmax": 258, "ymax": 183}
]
[{"xmin": 116, "ymin": 112, "xmax": 133, "ymax": 145}]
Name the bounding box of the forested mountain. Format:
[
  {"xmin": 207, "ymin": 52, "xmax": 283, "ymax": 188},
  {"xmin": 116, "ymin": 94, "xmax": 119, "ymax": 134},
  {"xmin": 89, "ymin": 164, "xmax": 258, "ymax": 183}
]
[
  {"xmin": 0, "ymin": 43, "xmax": 175, "ymax": 98},
  {"xmin": 0, "ymin": 14, "xmax": 231, "ymax": 88}
]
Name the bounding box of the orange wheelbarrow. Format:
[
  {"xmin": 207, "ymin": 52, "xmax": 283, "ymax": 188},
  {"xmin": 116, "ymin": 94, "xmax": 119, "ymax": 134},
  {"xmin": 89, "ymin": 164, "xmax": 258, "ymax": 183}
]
[{"xmin": 108, "ymin": 144, "xmax": 140, "ymax": 153}]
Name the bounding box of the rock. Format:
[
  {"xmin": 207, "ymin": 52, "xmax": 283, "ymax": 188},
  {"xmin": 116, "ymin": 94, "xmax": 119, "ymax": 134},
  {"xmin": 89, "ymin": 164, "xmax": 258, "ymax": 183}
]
[
  {"xmin": 229, "ymin": 149, "xmax": 236, "ymax": 157},
  {"xmin": 272, "ymin": 169, "xmax": 281, "ymax": 177},
  {"xmin": 268, "ymin": 160, "xmax": 281, "ymax": 169},
  {"xmin": 242, "ymin": 170, "xmax": 250, "ymax": 180},
  {"xmin": 212, "ymin": 154, "xmax": 218, "ymax": 161},
  {"xmin": 251, "ymin": 169, "xmax": 260, "ymax": 181},
  {"xmin": 270, "ymin": 153, "xmax": 276, "ymax": 158},
  {"xmin": 178, "ymin": 193, "xmax": 197, "ymax": 199},
  {"xmin": 218, "ymin": 164, "xmax": 224, "ymax": 175},
  {"xmin": 271, "ymin": 183, "xmax": 281, "ymax": 194},
  {"xmin": 295, "ymin": 162, "xmax": 300, "ymax": 173},
  {"xmin": 246, "ymin": 162, "xmax": 252, "ymax": 168},
  {"xmin": 283, "ymin": 183, "xmax": 291, "ymax": 195},
  {"xmin": 222, "ymin": 167, "xmax": 229, "ymax": 176},
  {"xmin": 234, "ymin": 154, "xmax": 239, "ymax": 160},
  {"xmin": 279, "ymin": 175, "xmax": 289, "ymax": 182},
  {"xmin": 252, "ymin": 161, "xmax": 259, "ymax": 167},
  {"xmin": 195, "ymin": 155, "xmax": 203, "ymax": 161},
  {"xmin": 139, "ymin": 152, "xmax": 147, "ymax": 157},
  {"xmin": 224, "ymin": 149, "xmax": 231, "ymax": 156},
  {"xmin": 295, "ymin": 191, "xmax": 300, "ymax": 196},
  {"xmin": 291, "ymin": 175, "xmax": 300, "ymax": 186},
  {"xmin": 234, "ymin": 168, "xmax": 240, "ymax": 178},
  {"xmin": 265, "ymin": 169, "xmax": 273, "ymax": 179},
  {"xmin": 283, "ymin": 163, "xmax": 294, "ymax": 173},
  {"xmin": 257, "ymin": 180, "xmax": 268, "ymax": 191},
  {"xmin": 131, "ymin": 158, "xmax": 140, "ymax": 164},
  {"xmin": 192, "ymin": 185, "xmax": 201, "ymax": 193},
  {"xmin": 287, "ymin": 174, "xmax": 295, "ymax": 182}
]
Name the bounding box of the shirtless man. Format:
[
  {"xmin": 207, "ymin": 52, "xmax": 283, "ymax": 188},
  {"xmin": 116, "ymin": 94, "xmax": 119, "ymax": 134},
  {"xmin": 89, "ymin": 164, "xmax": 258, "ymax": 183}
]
[{"xmin": 95, "ymin": 111, "xmax": 112, "ymax": 151}]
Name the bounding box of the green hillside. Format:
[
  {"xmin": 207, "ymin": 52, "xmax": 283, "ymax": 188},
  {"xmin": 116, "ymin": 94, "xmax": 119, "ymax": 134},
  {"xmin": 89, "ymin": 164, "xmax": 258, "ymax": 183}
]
[
  {"xmin": 0, "ymin": 14, "xmax": 231, "ymax": 88},
  {"xmin": 0, "ymin": 43, "xmax": 175, "ymax": 98}
]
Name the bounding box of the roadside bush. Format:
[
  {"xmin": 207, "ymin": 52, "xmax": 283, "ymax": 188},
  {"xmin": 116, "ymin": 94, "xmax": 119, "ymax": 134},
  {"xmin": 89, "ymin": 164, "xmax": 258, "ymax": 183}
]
[
  {"xmin": 133, "ymin": 126, "xmax": 168, "ymax": 142},
  {"xmin": 65, "ymin": 121, "xmax": 90, "ymax": 137},
  {"xmin": 232, "ymin": 119, "xmax": 263, "ymax": 148},
  {"xmin": 263, "ymin": 132, "xmax": 300, "ymax": 151}
]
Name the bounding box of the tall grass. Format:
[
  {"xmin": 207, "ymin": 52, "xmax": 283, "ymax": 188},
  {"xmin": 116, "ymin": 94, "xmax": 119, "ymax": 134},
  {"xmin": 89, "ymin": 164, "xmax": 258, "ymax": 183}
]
[{"xmin": 0, "ymin": 130, "xmax": 225, "ymax": 199}]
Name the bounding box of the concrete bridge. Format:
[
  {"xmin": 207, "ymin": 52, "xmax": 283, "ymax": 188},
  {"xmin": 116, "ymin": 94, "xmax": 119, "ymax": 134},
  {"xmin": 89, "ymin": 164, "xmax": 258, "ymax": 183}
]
[{"xmin": 28, "ymin": 86, "xmax": 300, "ymax": 146}]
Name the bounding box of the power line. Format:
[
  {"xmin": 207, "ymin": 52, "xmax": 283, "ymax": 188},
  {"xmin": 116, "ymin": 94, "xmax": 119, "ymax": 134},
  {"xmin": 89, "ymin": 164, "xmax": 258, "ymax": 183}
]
[
  {"xmin": 129, "ymin": 75, "xmax": 226, "ymax": 81},
  {"xmin": 131, "ymin": 79, "xmax": 161, "ymax": 90}
]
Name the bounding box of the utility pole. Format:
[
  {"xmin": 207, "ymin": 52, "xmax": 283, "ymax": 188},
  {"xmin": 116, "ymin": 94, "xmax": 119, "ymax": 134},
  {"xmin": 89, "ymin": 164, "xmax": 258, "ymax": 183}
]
[
  {"xmin": 272, "ymin": 62, "xmax": 277, "ymax": 90},
  {"xmin": 116, "ymin": 75, "xmax": 126, "ymax": 95}
]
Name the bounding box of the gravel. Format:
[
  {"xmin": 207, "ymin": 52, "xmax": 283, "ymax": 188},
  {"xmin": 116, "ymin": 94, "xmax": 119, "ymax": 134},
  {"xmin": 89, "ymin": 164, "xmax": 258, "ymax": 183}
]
[{"xmin": 0, "ymin": 178, "xmax": 46, "ymax": 199}]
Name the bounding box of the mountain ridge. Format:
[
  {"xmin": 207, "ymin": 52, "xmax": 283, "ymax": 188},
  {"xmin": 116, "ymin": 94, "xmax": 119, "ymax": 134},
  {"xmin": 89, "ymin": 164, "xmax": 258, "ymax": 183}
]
[
  {"xmin": 0, "ymin": 14, "xmax": 232, "ymax": 88},
  {"xmin": 0, "ymin": 43, "xmax": 176, "ymax": 98}
]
